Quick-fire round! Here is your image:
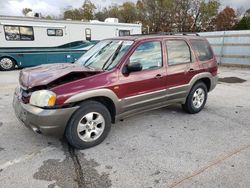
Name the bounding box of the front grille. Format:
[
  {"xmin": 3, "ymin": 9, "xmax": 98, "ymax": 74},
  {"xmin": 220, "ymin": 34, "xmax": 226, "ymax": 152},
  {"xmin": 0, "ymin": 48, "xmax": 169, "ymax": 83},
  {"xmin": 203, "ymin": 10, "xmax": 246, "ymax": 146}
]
[{"xmin": 20, "ymin": 88, "xmax": 31, "ymax": 104}]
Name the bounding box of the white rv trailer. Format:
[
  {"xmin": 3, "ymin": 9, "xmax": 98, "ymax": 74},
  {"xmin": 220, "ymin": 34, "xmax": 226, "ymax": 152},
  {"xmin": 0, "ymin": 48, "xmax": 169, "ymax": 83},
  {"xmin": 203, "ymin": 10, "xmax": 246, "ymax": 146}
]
[
  {"xmin": 0, "ymin": 16, "xmax": 142, "ymax": 47},
  {"xmin": 0, "ymin": 16, "xmax": 142, "ymax": 70}
]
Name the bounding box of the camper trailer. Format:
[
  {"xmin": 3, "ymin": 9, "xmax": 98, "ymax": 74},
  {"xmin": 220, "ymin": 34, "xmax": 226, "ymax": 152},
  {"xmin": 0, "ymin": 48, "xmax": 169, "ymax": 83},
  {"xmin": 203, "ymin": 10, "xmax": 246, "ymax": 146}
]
[{"xmin": 0, "ymin": 16, "xmax": 142, "ymax": 70}]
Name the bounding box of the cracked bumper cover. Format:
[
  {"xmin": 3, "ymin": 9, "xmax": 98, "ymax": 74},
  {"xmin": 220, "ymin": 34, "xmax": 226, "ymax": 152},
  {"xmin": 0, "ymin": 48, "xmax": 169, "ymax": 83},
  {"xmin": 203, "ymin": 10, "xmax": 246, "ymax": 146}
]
[{"xmin": 13, "ymin": 90, "xmax": 79, "ymax": 137}]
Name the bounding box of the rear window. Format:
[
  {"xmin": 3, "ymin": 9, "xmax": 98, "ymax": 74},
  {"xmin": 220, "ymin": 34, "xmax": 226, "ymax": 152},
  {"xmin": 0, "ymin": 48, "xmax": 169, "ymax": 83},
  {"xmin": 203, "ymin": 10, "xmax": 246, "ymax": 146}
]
[{"xmin": 191, "ymin": 40, "xmax": 213, "ymax": 61}]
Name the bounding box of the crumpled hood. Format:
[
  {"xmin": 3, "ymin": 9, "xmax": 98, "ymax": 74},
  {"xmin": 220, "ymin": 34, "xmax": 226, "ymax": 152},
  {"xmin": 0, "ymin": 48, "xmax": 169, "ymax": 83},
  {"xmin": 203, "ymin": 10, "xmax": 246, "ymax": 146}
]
[{"xmin": 19, "ymin": 63, "xmax": 103, "ymax": 90}]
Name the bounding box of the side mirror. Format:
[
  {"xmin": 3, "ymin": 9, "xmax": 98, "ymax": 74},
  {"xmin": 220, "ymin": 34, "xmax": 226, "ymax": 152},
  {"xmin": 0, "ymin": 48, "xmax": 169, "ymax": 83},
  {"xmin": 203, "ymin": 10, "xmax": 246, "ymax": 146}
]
[{"xmin": 123, "ymin": 62, "xmax": 142, "ymax": 74}]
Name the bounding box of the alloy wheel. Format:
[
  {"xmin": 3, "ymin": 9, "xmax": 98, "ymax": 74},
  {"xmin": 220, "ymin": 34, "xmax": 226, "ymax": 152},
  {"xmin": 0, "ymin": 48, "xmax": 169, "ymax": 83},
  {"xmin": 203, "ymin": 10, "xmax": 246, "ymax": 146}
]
[
  {"xmin": 77, "ymin": 112, "xmax": 105, "ymax": 142},
  {"xmin": 192, "ymin": 88, "xmax": 205, "ymax": 109}
]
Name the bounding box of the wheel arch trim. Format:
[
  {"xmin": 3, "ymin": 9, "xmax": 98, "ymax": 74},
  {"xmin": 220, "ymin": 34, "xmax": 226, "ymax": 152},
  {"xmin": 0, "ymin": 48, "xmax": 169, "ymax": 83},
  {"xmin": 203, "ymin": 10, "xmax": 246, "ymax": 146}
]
[
  {"xmin": 188, "ymin": 72, "xmax": 218, "ymax": 92},
  {"xmin": 64, "ymin": 88, "xmax": 122, "ymax": 113},
  {"xmin": 167, "ymin": 72, "xmax": 217, "ymax": 99}
]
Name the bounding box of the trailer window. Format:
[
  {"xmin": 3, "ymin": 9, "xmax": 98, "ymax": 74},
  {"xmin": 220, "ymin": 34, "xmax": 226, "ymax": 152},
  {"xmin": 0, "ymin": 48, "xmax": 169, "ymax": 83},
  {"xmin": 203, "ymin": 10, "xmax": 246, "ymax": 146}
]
[
  {"xmin": 4, "ymin": 25, "xmax": 34, "ymax": 41},
  {"xmin": 20, "ymin": 26, "xmax": 34, "ymax": 40},
  {"xmin": 119, "ymin": 30, "xmax": 130, "ymax": 36},
  {"xmin": 85, "ymin": 28, "xmax": 91, "ymax": 41},
  {"xmin": 47, "ymin": 29, "xmax": 63, "ymax": 36}
]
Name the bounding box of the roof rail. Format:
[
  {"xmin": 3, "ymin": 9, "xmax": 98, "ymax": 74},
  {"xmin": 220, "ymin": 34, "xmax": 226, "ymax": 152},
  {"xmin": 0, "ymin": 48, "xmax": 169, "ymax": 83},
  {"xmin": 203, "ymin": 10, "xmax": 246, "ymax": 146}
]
[{"xmin": 131, "ymin": 32, "xmax": 200, "ymax": 36}]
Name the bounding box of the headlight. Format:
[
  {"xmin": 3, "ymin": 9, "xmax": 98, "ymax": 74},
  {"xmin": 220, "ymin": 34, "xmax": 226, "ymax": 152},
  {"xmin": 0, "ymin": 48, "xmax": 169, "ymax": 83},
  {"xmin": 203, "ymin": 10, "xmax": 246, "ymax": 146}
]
[{"xmin": 30, "ymin": 90, "xmax": 56, "ymax": 107}]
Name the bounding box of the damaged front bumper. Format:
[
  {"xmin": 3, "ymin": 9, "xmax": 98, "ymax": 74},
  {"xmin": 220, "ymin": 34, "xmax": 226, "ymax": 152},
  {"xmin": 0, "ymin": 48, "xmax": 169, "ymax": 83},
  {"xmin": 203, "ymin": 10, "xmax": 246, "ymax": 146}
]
[{"xmin": 13, "ymin": 88, "xmax": 79, "ymax": 137}]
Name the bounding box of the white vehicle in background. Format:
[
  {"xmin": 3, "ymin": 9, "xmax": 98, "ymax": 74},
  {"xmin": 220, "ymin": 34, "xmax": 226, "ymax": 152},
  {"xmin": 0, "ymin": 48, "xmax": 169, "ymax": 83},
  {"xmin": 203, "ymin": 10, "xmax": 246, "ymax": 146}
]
[{"xmin": 0, "ymin": 16, "xmax": 142, "ymax": 70}]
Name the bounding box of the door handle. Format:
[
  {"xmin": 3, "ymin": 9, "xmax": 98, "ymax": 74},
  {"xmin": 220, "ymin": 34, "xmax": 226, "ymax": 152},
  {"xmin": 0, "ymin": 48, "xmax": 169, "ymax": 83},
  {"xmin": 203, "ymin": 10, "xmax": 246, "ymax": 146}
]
[
  {"xmin": 155, "ymin": 74, "xmax": 163, "ymax": 79},
  {"xmin": 188, "ymin": 68, "xmax": 195, "ymax": 72}
]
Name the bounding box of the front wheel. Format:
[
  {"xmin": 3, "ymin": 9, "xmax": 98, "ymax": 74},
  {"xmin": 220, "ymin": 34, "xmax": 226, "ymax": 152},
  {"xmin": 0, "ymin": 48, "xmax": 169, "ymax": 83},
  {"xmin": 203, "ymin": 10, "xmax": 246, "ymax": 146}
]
[
  {"xmin": 0, "ymin": 57, "xmax": 16, "ymax": 71},
  {"xmin": 65, "ymin": 101, "xmax": 112, "ymax": 150},
  {"xmin": 182, "ymin": 82, "xmax": 208, "ymax": 114}
]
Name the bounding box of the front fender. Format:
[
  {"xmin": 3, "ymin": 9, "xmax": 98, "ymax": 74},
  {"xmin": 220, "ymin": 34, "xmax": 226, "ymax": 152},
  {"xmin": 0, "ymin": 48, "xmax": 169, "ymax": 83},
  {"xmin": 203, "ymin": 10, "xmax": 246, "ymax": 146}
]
[{"xmin": 64, "ymin": 88, "xmax": 122, "ymax": 113}]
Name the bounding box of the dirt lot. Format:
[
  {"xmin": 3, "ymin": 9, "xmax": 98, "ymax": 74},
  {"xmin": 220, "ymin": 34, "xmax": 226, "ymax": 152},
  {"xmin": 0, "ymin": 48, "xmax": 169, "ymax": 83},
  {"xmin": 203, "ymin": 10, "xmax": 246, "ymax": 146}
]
[{"xmin": 0, "ymin": 67, "xmax": 249, "ymax": 188}]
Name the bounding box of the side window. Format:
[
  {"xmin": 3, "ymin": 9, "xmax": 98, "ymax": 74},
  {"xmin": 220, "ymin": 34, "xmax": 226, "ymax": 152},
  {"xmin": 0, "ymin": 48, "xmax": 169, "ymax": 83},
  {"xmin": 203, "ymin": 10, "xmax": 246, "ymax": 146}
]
[
  {"xmin": 56, "ymin": 29, "xmax": 63, "ymax": 36},
  {"xmin": 47, "ymin": 29, "xmax": 63, "ymax": 36},
  {"xmin": 129, "ymin": 41, "xmax": 162, "ymax": 70},
  {"xmin": 166, "ymin": 40, "xmax": 191, "ymax": 65},
  {"xmin": 191, "ymin": 40, "xmax": 213, "ymax": 61},
  {"xmin": 20, "ymin": 26, "xmax": 34, "ymax": 40},
  {"xmin": 85, "ymin": 28, "xmax": 91, "ymax": 41},
  {"xmin": 119, "ymin": 30, "xmax": 130, "ymax": 36},
  {"xmin": 4, "ymin": 26, "xmax": 20, "ymax": 40},
  {"xmin": 4, "ymin": 25, "xmax": 34, "ymax": 41}
]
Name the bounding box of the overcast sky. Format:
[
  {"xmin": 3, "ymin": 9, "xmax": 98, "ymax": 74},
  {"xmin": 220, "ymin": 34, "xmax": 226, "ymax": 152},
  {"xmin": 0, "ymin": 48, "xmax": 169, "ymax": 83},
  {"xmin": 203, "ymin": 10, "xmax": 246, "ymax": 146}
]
[{"xmin": 0, "ymin": 0, "xmax": 249, "ymax": 17}]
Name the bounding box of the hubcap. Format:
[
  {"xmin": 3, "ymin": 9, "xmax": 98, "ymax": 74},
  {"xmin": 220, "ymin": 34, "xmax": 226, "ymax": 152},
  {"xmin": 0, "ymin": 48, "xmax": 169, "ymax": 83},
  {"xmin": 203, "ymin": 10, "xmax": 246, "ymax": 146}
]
[
  {"xmin": 0, "ymin": 58, "xmax": 13, "ymax": 70},
  {"xmin": 77, "ymin": 112, "xmax": 105, "ymax": 142},
  {"xmin": 192, "ymin": 88, "xmax": 205, "ymax": 109}
]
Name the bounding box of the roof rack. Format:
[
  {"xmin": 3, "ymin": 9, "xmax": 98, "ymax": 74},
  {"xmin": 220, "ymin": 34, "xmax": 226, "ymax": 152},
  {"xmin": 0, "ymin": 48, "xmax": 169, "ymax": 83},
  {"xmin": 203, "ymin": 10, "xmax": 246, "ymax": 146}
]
[{"xmin": 131, "ymin": 32, "xmax": 200, "ymax": 36}]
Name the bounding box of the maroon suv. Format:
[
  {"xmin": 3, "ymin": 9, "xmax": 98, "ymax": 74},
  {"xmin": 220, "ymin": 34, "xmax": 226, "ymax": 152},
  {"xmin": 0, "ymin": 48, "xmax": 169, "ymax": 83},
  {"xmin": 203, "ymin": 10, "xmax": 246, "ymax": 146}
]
[{"xmin": 13, "ymin": 34, "xmax": 218, "ymax": 149}]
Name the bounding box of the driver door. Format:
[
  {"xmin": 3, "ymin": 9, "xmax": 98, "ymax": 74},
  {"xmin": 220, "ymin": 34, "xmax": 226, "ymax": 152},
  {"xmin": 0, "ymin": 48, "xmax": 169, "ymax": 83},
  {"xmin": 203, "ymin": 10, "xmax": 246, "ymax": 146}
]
[{"xmin": 117, "ymin": 40, "xmax": 167, "ymax": 113}]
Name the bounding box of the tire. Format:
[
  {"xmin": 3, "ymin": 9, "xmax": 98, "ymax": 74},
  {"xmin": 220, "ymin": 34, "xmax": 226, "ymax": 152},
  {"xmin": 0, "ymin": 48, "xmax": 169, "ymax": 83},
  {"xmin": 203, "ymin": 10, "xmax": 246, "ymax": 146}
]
[
  {"xmin": 182, "ymin": 82, "xmax": 208, "ymax": 114},
  {"xmin": 0, "ymin": 57, "xmax": 16, "ymax": 71},
  {"xmin": 65, "ymin": 100, "xmax": 112, "ymax": 150}
]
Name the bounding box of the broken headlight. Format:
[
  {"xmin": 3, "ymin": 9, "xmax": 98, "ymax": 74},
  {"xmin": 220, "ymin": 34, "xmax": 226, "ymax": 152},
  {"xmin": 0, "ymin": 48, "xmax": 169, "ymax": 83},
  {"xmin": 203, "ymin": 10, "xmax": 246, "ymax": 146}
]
[{"xmin": 30, "ymin": 90, "xmax": 56, "ymax": 108}]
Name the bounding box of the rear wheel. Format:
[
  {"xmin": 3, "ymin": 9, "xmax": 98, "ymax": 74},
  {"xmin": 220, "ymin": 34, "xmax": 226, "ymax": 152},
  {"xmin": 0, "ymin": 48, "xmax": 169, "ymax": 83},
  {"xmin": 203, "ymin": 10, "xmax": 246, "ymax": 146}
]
[
  {"xmin": 182, "ymin": 82, "xmax": 208, "ymax": 114},
  {"xmin": 0, "ymin": 57, "xmax": 16, "ymax": 71},
  {"xmin": 65, "ymin": 101, "xmax": 112, "ymax": 150}
]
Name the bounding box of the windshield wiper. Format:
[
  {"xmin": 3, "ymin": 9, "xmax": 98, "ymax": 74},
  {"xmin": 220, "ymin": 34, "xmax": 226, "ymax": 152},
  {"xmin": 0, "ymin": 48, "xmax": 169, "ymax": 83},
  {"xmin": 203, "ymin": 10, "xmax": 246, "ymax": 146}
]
[
  {"xmin": 83, "ymin": 42, "xmax": 112, "ymax": 68},
  {"xmin": 102, "ymin": 42, "xmax": 123, "ymax": 70}
]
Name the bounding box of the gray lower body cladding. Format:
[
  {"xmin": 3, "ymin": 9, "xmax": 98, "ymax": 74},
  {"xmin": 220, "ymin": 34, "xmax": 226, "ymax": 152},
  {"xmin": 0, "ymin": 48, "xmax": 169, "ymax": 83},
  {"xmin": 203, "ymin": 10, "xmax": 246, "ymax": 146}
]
[
  {"xmin": 12, "ymin": 74, "xmax": 218, "ymax": 137},
  {"xmin": 13, "ymin": 91, "xmax": 79, "ymax": 137}
]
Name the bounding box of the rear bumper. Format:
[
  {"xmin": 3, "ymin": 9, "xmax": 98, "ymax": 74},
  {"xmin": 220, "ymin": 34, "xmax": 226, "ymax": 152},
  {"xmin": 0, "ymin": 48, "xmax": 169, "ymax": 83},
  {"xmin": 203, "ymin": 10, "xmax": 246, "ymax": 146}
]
[
  {"xmin": 13, "ymin": 89, "xmax": 79, "ymax": 137},
  {"xmin": 210, "ymin": 75, "xmax": 218, "ymax": 92}
]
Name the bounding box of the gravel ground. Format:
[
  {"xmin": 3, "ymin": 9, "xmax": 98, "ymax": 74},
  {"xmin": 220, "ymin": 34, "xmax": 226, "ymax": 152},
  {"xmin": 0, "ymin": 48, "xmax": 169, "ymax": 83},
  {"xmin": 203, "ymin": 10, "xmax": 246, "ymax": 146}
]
[{"xmin": 0, "ymin": 67, "xmax": 249, "ymax": 188}]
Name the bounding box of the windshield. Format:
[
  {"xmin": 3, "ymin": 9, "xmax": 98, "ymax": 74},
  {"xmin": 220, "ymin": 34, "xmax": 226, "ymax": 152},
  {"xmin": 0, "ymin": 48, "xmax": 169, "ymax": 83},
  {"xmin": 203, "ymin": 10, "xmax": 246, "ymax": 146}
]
[{"xmin": 76, "ymin": 40, "xmax": 134, "ymax": 70}]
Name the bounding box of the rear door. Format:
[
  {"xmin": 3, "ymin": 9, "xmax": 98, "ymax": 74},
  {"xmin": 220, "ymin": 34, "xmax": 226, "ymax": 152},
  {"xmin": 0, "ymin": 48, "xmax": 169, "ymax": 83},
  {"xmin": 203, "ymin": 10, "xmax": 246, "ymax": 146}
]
[{"xmin": 165, "ymin": 39, "xmax": 195, "ymax": 100}]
